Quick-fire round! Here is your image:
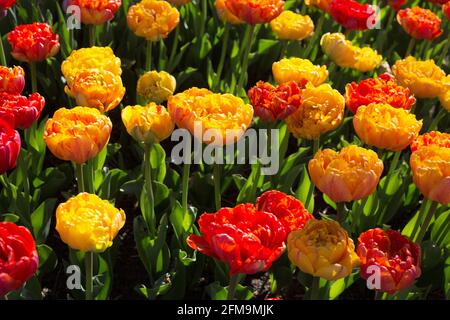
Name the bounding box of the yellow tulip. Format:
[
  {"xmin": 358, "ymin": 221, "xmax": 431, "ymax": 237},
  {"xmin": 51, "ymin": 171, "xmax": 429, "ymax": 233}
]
[
  {"xmin": 272, "ymin": 57, "xmax": 328, "ymax": 86},
  {"xmin": 56, "ymin": 193, "xmax": 126, "ymax": 252},
  {"xmin": 285, "ymin": 83, "xmax": 344, "ymax": 140},
  {"xmin": 439, "ymin": 76, "xmax": 450, "ymax": 111},
  {"xmin": 137, "ymin": 70, "xmax": 176, "ymax": 104},
  {"xmin": 353, "ymin": 103, "xmax": 422, "ymax": 152},
  {"xmin": 308, "ymin": 145, "xmax": 384, "ymax": 202},
  {"xmin": 288, "ymin": 219, "xmax": 360, "ymax": 280},
  {"xmin": 270, "ymin": 11, "xmax": 314, "ymax": 41},
  {"xmin": 122, "ymin": 103, "xmax": 174, "ymax": 144},
  {"xmin": 43, "ymin": 107, "xmax": 112, "ymax": 164}
]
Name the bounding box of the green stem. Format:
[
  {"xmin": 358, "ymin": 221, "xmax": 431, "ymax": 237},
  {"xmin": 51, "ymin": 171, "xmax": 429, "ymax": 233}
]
[
  {"xmin": 88, "ymin": 24, "xmax": 96, "ymax": 47},
  {"xmin": 388, "ymin": 151, "xmax": 401, "ymax": 173},
  {"xmin": 280, "ymin": 40, "xmax": 289, "ymax": 59},
  {"xmin": 312, "ymin": 138, "xmax": 320, "ymax": 156},
  {"xmin": 75, "ymin": 163, "xmax": 85, "ymax": 193},
  {"xmin": 414, "ymin": 200, "xmax": 439, "ymax": 244},
  {"xmin": 310, "ymin": 277, "xmax": 320, "ymax": 300},
  {"xmin": 336, "ymin": 202, "xmax": 345, "ymax": 224},
  {"xmin": 0, "ymin": 31, "xmax": 6, "ymax": 66},
  {"xmin": 144, "ymin": 144, "xmax": 156, "ymax": 236},
  {"xmin": 30, "ymin": 62, "xmax": 37, "ymax": 93},
  {"xmin": 168, "ymin": 24, "xmax": 180, "ymax": 71},
  {"xmin": 146, "ymin": 41, "xmax": 152, "ymax": 71},
  {"xmin": 215, "ymin": 23, "xmax": 230, "ymax": 89},
  {"xmin": 87, "ymin": 160, "xmax": 95, "ymax": 194},
  {"xmin": 236, "ymin": 25, "xmax": 256, "ymax": 95},
  {"xmin": 199, "ymin": 0, "xmax": 207, "ymax": 37},
  {"xmin": 410, "ymin": 198, "xmax": 431, "ymax": 241},
  {"xmin": 85, "ymin": 251, "xmax": 94, "ymax": 300},
  {"xmin": 214, "ymin": 162, "xmax": 221, "ymax": 211},
  {"xmin": 376, "ymin": 151, "xmax": 401, "ymax": 225},
  {"xmin": 405, "ymin": 38, "xmax": 415, "ymax": 57},
  {"xmin": 437, "ymin": 32, "xmax": 450, "ymax": 67},
  {"xmin": 181, "ymin": 163, "xmax": 190, "ymax": 213},
  {"xmin": 227, "ymin": 274, "xmax": 240, "ymax": 300},
  {"xmin": 428, "ymin": 108, "xmax": 446, "ymax": 132}
]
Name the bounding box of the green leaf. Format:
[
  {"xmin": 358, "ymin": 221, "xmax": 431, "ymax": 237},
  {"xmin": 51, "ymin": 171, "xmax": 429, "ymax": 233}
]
[
  {"xmin": 0, "ymin": 213, "xmax": 19, "ymax": 222},
  {"xmin": 37, "ymin": 244, "xmax": 57, "ymax": 277},
  {"xmin": 170, "ymin": 200, "xmax": 194, "ymax": 249},
  {"xmin": 150, "ymin": 144, "xmax": 167, "ymax": 183},
  {"xmin": 31, "ymin": 198, "xmax": 57, "ymax": 244},
  {"xmin": 236, "ymin": 162, "xmax": 261, "ymax": 204},
  {"xmin": 328, "ymin": 271, "xmax": 359, "ymax": 300},
  {"xmin": 296, "ymin": 165, "xmax": 314, "ymax": 213},
  {"xmin": 431, "ymin": 210, "xmax": 450, "ymax": 249},
  {"xmin": 206, "ymin": 281, "xmax": 228, "ymax": 300}
]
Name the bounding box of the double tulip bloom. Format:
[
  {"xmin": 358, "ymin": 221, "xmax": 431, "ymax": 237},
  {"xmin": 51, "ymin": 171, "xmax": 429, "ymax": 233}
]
[
  {"xmin": 272, "ymin": 58, "xmax": 328, "ymax": 87},
  {"xmin": 0, "ymin": 66, "xmax": 25, "ymax": 94},
  {"xmin": 0, "ymin": 222, "xmax": 39, "ymax": 297},
  {"xmin": 321, "ymin": 33, "xmax": 382, "ymax": 72},
  {"xmin": 137, "ymin": 70, "xmax": 176, "ymax": 104},
  {"xmin": 0, "ymin": 119, "xmax": 20, "ymax": 175},
  {"xmin": 0, "ymin": 0, "xmax": 15, "ymax": 12},
  {"xmin": 357, "ymin": 229, "xmax": 421, "ymax": 294},
  {"xmin": 411, "ymin": 131, "xmax": 450, "ymax": 153},
  {"xmin": 8, "ymin": 23, "xmax": 60, "ymax": 63},
  {"xmin": 308, "ymin": 145, "xmax": 383, "ymax": 203},
  {"xmin": 345, "ymin": 73, "xmax": 416, "ymax": 114},
  {"xmin": 353, "ymin": 103, "xmax": 422, "ymax": 152},
  {"xmin": 64, "ymin": 0, "xmax": 122, "ymax": 25},
  {"xmin": 215, "ymin": 0, "xmax": 242, "ymax": 25},
  {"xmin": 304, "ymin": 0, "xmax": 332, "ymax": 13},
  {"xmin": 127, "ymin": 0, "xmax": 180, "ymax": 41},
  {"xmin": 224, "ymin": 0, "xmax": 285, "ymax": 25},
  {"xmin": 288, "ymin": 220, "xmax": 360, "ymax": 280},
  {"xmin": 56, "ymin": 193, "xmax": 126, "ymax": 252},
  {"xmin": 397, "ymin": 7, "xmax": 443, "ymax": 40},
  {"xmin": 270, "ymin": 10, "xmax": 314, "ymax": 41},
  {"xmin": 168, "ymin": 88, "xmax": 253, "ymax": 146},
  {"xmin": 329, "ymin": 0, "xmax": 377, "ymax": 31},
  {"xmin": 43, "ymin": 107, "xmax": 112, "ymax": 165}
]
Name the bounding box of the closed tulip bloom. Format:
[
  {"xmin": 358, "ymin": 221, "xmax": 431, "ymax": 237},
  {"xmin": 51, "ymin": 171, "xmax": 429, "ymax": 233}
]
[
  {"xmin": 7, "ymin": 23, "xmax": 60, "ymax": 63},
  {"xmin": 308, "ymin": 145, "xmax": 383, "ymax": 202},
  {"xmin": 256, "ymin": 190, "xmax": 314, "ymax": 234},
  {"xmin": 439, "ymin": 76, "xmax": 450, "ymax": 111},
  {"xmin": 65, "ymin": 69, "xmax": 125, "ymax": 113},
  {"xmin": 215, "ymin": 0, "xmax": 242, "ymax": 24},
  {"xmin": 272, "ymin": 58, "xmax": 328, "ymax": 86},
  {"xmin": 43, "ymin": 107, "xmax": 112, "ymax": 164},
  {"xmin": 270, "ymin": 11, "xmax": 314, "ymax": 41},
  {"xmin": 330, "ymin": 0, "xmax": 377, "ymax": 31},
  {"xmin": 288, "ymin": 220, "xmax": 360, "ymax": 280},
  {"xmin": 64, "ymin": 0, "xmax": 122, "ymax": 25},
  {"xmin": 410, "ymin": 131, "xmax": 450, "ymax": 153},
  {"xmin": 56, "ymin": 193, "xmax": 126, "ymax": 252},
  {"xmin": 357, "ymin": 229, "xmax": 421, "ymax": 294},
  {"xmin": 304, "ymin": 0, "xmax": 332, "ymax": 13},
  {"xmin": 0, "ymin": 66, "xmax": 25, "ymax": 94},
  {"xmin": 61, "ymin": 47, "xmax": 122, "ymax": 88},
  {"xmin": 397, "ymin": 7, "xmax": 443, "ymax": 40},
  {"xmin": 187, "ymin": 204, "xmax": 286, "ymax": 275},
  {"xmin": 392, "ymin": 57, "xmax": 445, "ymax": 99},
  {"xmin": 0, "ymin": 119, "xmax": 20, "ymax": 175},
  {"xmin": 410, "ymin": 146, "xmax": 450, "ymax": 204},
  {"xmin": 137, "ymin": 70, "xmax": 176, "ymax": 104},
  {"xmin": 345, "ymin": 73, "xmax": 416, "ymax": 114},
  {"xmin": 321, "ymin": 32, "xmax": 382, "ymax": 72},
  {"xmin": 285, "ymin": 83, "xmax": 344, "ymax": 140},
  {"xmin": 0, "ymin": 222, "xmax": 38, "ymax": 297},
  {"xmin": 247, "ymin": 80, "xmax": 303, "ymax": 123},
  {"xmin": 0, "ymin": 92, "xmax": 45, "ymax": 129},
  {"xmin": 127, "ymin": 0, "xmax": 180, "ymax": 41},
  {"xmin": 353, "ymin": 103, "xmax": 422, "ymax": 152},
  {"xmin": 224, "ymin": 0, "xmax": 285, "ymax": 25},
  {"xmin": 168, "ymin": 88, "xmax": 253, "ymax": 146},
  {"xmin": 122, "ymin": 103, "xmax": 174, "ymax": 144}
]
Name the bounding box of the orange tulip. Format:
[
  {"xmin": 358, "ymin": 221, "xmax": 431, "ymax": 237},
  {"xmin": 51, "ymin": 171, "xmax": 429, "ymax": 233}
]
[
  {"xmin": 411, "ymin": 131, "xmax": 450, "ymax": 153},
  {"xmin": 224, "ymin": 0, "xmax": 284, "ymax": 25}
]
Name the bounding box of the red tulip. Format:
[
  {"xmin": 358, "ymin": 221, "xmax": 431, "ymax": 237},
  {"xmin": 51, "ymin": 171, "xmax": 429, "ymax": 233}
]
[
  {"xmin": 0, "ymin": 0, "xmax": 15, "ymax": 11},
  {"xmin": 0, "ymin": 66, "xmax": 25, "ymax": 95},
  {"xmin": 0, "ymin": 222, "xmax": 39, "ymax": 297},
  {"xmin": 444, "ymin": 2, "xmax": 450, "ymax": 19},
  {"xmin": 388, "ymin": 0, "xmax": 406, "ymax": 11},
  {"xmin": 0, "ymin": 118, "xmax": 20, "ymax": 175},
  {"xmin": 0, "ymin": 92, "xmax": 45, "ymax": 129},
  {"xmin": 330, "ymin": 0, "xmax": 377, "ymax": 30},
  {"xmin": 8, "ymin": 23, "xmax": 60, "ymax": 63},
  {"xmin": 64, "ymin": 0, "xmax": 122, "ymax": 25},
  {"xmin": 187, "ymin": 204, "xmax": 286, "ymax": 275},
  {"xmin": 397, "ymin": 7, "xmax": 443, "ymax": 40},
  {"xmin": 357, "ymin": 228, "xmax": 421, "ymax": 294},
  {"xmin": 256, "ymin": 190, "xmax": 314, "ymax": 234}
]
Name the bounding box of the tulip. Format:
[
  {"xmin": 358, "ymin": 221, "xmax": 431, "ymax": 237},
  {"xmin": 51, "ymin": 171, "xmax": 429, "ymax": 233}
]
[
  {"xmin": 388, "ymin": 0, "xmax": 406, "ymax": 11},
  {"xmin": 329, "ymin": 0, "xmax": 377, "ymax": 31},
  {"xmin": 272, "ymin": 58, "xmax": 328, "ymax": 86},
  {"xmin": 137, "ymin": 70, "xmax": 176, "ymax": 104},
  {"xmin": 357, "ymin": 228, "xmax": 421, "ymax": 294},
  {"xmin": 308, "ymin": 145, "xmax": 383, "ymax": 204},
  {"xmin": 353, "ymin": 103, "xmax": 422, "ymax": 152},
  {"xmin": 270, "ymin": 11, "xmax": 314, "ymax": 41},
  {"xmin": 224, "ymin": 0, "xmax": 284, "ymax": 25},
  {"xmin": 288, "ymin": 220, "xmax": 360, "ymax": 281},
  {"xmin": 0, "ymin": 92, "xmax": 45, "ymax": 129},
  {"xmin": 0, "ymin": 118, "xmax": 20, "ymax": 175},
  {"xmin": 304, "ymin": 0, "xmax": 332, "ymax": 13},
  {"xmin": 256, "ymin": 190, "xmax": 314, "ymax": 234},
  {"xmin": 345, "ymin": 73, "xmax": 416, "ymax": 114},
  {"xmin": 444, "ymin": 2, "xmax": 450, "ymax": 20},
  {"xmin": 285, "ymin": 83, "xmax": 345, "ymax": 140},
  {"xmin": 410, "ymin": 131, "xmax": 450, "ymax": 153},
  {"xmin": 64, "ymin": 0, "xmax": 122, "ymax": 25},
  {"xmin": 392, "ymin": 57, "xmax": 446, "ymax": 99},
  {"xmin": 397, "ymin": 7, "xmax": 443, "ymax": 41},
  {"xmin": 321, "ymin": 32, "xmax": 382, "ymax": 72},
  {"xmin": 0, "ymin": 66, "xmax": 25, "ymax": 95},
  {"xmin": 0, "ymin": 0, "xmax": 15, "ymax": 11},
  {"xmin": 215, "ymin": 0, "xmax": 242, "ymax": 25},
  {"xmin": 439, "ymin": 76, "xmax": 449, "ymax": 111},
  {"xmin": 0, "ymin": 222, "xmax": 38, "ymax": 297},
  {"xmin": 65, "ymin": 69, "xmax": 125, "ymax": 113},
  {"xmin": 43, "ymin": 107, "xmax": 112, "ymax": 165}
]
